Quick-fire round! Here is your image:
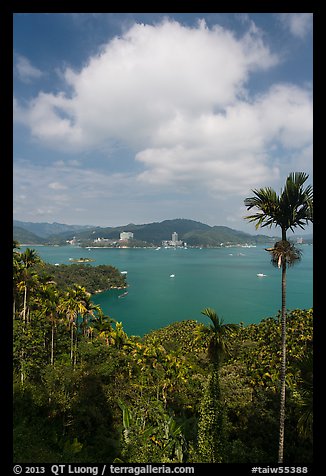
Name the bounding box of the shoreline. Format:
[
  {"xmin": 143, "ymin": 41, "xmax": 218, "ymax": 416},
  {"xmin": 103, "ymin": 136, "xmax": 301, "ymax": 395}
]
[{"xmin": 93, "ymin": 285, "xmax": 128, "ymax": 294}]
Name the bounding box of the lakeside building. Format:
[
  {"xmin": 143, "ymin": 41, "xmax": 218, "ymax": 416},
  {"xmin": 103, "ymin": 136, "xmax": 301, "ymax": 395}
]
[
  {"xmin": 66, "ymin": 236, "xmax": 77, "ymax": 245},
  {"xmin": 172, "ymin": 232, "xmax": 178, "ymax": 243},
  {"xmin": 162, "ymin": 231, "xmax": 184, "ymax": 248},
  {"xmin": 93, "ymin": 237, "xmax": 117, "ymax": 245},
  {"xmin": 120, "ymin": 231, "xmax": 134, "ymax": 241}
]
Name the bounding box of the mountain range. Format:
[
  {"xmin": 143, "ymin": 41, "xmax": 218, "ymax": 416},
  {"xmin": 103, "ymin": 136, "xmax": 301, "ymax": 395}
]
[{"xmin": 13, "ymin": 218, "xmax": 291, "ymax": 247}]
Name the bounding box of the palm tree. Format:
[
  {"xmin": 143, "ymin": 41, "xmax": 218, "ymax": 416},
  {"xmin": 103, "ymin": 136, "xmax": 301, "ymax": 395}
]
[
  {"xmin": 197, "ymin": 308, "xmax": 238, "ymax": 462},
  {"xmin": 92, "ymin": 310, "xmax": 116, "ymax": 345},
  {"xmin": 109, "ymin": 321, "xmax": 129, "ymax": 349},
  {"xmin": 19, "ymin": 248, "xmax": 42, "ymax": 324},
  {"xmin": 79, "ymin": 291, "xmax": 102, "ymax": 337},
  {"xmin": 13, "ymin": 241, "xmax": 22, "ymax": 320},
  {"xmin": 36, "ymin": 283, "xmax": 60, "ymax": 366},
  {"xmin": 199, "ymin": 307, "xmax": 239, "ymax": 369},
  {"xmin": 58, "ymin": 285, "xmax": 88, "ymax": 366},
  {"xmin": 14, "ymin": 247, "xmax": 42, "ymax": 385},
  {"xmin": 244, "ymin": 172, "xmax": 313, "ymax": 463}
]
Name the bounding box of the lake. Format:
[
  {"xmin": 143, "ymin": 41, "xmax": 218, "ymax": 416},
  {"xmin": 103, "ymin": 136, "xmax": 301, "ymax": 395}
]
[{"xmin": 22, "ymin": 244, "xmax": 313, "ymax": 336}]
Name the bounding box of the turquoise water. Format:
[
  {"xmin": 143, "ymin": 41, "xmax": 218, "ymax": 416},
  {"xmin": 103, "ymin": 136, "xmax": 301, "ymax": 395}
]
[{"xmin": 22, "ymin": 245, "xmax": 313, "ymax": 336}]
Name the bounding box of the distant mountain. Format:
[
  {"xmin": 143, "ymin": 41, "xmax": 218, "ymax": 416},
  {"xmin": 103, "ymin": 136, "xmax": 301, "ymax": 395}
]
[
  {"xmin": 121, "ymin": 219, "xmax": 211, "ymax": 244},
  {"xmin": 13, "ymin": 220, "xmax": 93, "ymax": 238},
  {"xmin": 13, "ymin": 218, "xmax": 278, "ymax": 247},
  {"xmin": 13, "ymin": 226, "xmax": 45, "ymax": 244}
]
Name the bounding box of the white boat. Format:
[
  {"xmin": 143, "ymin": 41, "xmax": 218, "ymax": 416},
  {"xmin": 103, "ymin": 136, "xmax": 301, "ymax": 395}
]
[
  {"xmin": 257, "ymin": 273, "xmax": 267, "ymax": 277},
  {"xmin": 118, "ymin": 291, "xmax": 128, "ymax": 298},
  {"xmin": 121, "ymin": 271, "xmax": 128, "ymax": 275},
  {"xmin": 170, "ymin": 274, "xmax": 175, "ymax": 278},
  {"xmin": 155, "ymin": 247, "xmax": 161, "ymax": 250}
]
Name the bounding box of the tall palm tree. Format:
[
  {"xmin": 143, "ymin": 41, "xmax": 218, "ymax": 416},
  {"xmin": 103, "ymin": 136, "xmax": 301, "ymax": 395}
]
[
  {"xmin": 79, "ymin": 291, "xmax": 102, "ymax": 337},
  {"xmin": 14, "ymin": 247, "xmax": 42, "ymax": 385},
  {"xmin": 36, "ymin": 283, "xmax": 60, "ymax": 366},
  {"xmin": 197, "ymin": 308, "xmax": 238, "ymax": 462},
  {"xmin": 244, "ymin": 172, "xmax": 313, "ymax": 463},
  {"xmin": 92, "ymin": 309, "xmax": 116, "ymax": 344},
  {"xmin": 13, "ymin": 241, "xmax": 22, "ymax": 320},
  {"xmin": 58, "ymin": 285, "xmax": 88, "ymax": 366},
  {"xmin": 19, "ymin": 248, "xmax": 42, "ymax": 324}
]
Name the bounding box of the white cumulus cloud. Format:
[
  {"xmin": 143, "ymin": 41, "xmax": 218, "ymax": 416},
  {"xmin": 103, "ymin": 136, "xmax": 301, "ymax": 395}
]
[{"xmin": 14, "ymin": 18, "xmax": 312, "ymax": 203}]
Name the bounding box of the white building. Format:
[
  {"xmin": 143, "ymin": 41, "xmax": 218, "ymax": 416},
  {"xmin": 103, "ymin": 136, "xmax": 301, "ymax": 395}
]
[
  {"xmin": 120, "ymin": 231, "xmax": 134, "ymax": 241},
  {"xmin": 162, "ymin": 232, "xmax": 183, "ymax": 247},
  {"xmin": 172, "ymin": 232, "xmax": 178, "ymax": 243}
]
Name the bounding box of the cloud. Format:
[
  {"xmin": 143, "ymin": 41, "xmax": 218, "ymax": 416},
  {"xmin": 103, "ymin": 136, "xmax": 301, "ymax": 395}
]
[
  {"xmin": 14, "ymin": 19, "xmax": 277, "ymax": 147},
  {"xmin": 15, "ymin": 54, "xmax": 44, "ymax": 83},
  {"xmin": 14, "ymin": 18, "xmax": 312, "ymax": 208},
  {"xmin": 278, "ymin": 13, "xmax": 313, "ymax": 39},
  {"xmin": 135, "ymin": 83, "xmax": 312, "ymax": 195},
  {"xmin": 13, "ymin": 159, "xmax": 142, "ymax": 224}
]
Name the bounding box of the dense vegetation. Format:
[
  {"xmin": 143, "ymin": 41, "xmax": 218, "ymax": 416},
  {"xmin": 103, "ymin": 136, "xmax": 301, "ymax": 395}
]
[
  {"xmin": 13, "ymin": 243, "xmax": 312, "ymax": 464},
  {"xmin": 36, "ymin": 262, "xmax": 127, "ymax": 294}
]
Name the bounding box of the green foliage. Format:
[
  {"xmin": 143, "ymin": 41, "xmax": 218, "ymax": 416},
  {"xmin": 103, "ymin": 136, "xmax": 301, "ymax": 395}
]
[
  {"xmin": 12, "ymin": 244, "xmax": 313, "ymax": 463},
  {"xmin": 197, "ymin": 369, "xmax": 225, "ymax": 462},
  {"xmin": 37, "ymin": 263, "xmax": 127, "ymax": 293},
  {"xmin": 117, "ymin": 399, "xmax": 186, "ymax": 463},
  {"xmin": 234, "ymin": 310, "xmax": 313, "ymax": 391}
]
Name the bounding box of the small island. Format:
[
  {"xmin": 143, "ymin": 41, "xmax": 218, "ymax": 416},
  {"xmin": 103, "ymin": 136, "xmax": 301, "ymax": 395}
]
[{"xmin": 37, "ymin": 262, "xmax": 127, "ymax": 294}]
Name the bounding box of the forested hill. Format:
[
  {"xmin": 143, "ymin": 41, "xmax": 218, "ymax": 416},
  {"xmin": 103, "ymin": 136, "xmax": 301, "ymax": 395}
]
[
  {"xmin": 14, "ymin": 218, "xmax": 279, "ymax": 246},
  {"xmin": 36, "ymin": 263, "xmax": 127, "ymax": 294},
  {"xmin": 13, "ymin": 226, "xmax": 44, "ymax": 245}
]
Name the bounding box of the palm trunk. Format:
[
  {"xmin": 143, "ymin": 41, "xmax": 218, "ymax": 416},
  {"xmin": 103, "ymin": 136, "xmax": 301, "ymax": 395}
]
[
  {"xmin": 21, "ymin": 285, "xmax": 27, "ymax": 385},
  {"xmin": 23, "ymin": 285, "xmax": 27, "ymax": 324},
  {"xmin": 198, "ymin": 363, "xmax": 224, "ymax": 462},
  {"xmin": 51, "ymin": 321, "xmax": 55, "ymax": 366},
  {"xmin": 20, "ymin": 350, "xmax": 25, "ymax": 386},
  {"xmin": 70, "ymin": 325, "xmax": 74, "ymax": 365},
  {"xmin": 74, "ymin": 329, "xmax": 78, "ymax": 367},
  {"xmin": 278, "ymin": 246, "xmax": 287, "ymax": 463}
]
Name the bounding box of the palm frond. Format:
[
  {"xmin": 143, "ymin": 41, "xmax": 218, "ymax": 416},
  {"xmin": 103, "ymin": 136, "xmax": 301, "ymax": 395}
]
[
  {"xmin": 279, "ymin": 172, "xmax": 313, "ymax": 231},
  {"xmin": 244, "ymin": 187, "xmax": 280, "ymax": 229},
  {"xmin": 244, "ymin": 172, "xmax": 313, "ymax": 234}
]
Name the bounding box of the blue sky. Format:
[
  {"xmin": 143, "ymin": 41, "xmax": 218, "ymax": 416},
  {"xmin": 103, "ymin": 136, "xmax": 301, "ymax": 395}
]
[{"xmin": 13, "ymin": 13, "xmax": 313, "ymax": 234}]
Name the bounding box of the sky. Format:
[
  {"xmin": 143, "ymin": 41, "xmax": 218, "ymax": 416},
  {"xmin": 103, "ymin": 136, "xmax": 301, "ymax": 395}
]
[{"xmin": 13, "ymin": 13, "xmax": 313, "ymax": 234}]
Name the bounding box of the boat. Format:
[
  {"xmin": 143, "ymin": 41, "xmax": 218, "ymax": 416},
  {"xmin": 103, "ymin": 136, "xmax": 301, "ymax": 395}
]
[
  {"xmin": 155, "ymin": 247, "xmax": 161, "ymax": 251},
  {"xmin": 170, "ymin": 274, "xmax": 175, "ymax": 278},
  {"xmin": 118, "ymin": 291, "xmax": 128, "ymax": 298},
  {"xmin": 257, "ymin": 273, "xmax": 267, "ymax": 277},
  {"xmin": 121, "ymin": 271, "xmax": 128, "ymax": 275}
]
